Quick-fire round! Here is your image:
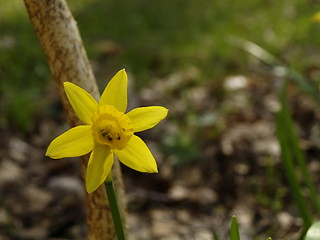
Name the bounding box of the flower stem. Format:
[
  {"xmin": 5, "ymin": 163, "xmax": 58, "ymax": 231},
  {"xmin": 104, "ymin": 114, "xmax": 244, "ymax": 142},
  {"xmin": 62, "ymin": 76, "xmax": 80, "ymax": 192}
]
[{"xmin": 105, "ymin": 175, "xmax": 126, "ymax": 240}]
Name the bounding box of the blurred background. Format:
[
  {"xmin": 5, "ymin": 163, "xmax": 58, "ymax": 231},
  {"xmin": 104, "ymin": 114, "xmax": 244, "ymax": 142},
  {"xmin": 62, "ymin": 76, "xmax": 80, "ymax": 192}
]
[{"xmin": 1, "ymin": 0, "xmax": 320, "ymax": 239}]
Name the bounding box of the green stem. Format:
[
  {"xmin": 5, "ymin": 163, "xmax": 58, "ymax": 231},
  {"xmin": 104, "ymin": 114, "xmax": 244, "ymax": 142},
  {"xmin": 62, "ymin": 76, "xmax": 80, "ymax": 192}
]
[{"xmin": 105, "ymin": 175, "xmax": 126, "ymax": 240}]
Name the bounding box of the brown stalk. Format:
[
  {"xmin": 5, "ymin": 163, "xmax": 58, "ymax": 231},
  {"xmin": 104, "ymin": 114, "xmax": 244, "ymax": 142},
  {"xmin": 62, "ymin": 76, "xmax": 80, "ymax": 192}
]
[{"xmin": 23, "ymin": 0, "xmax": 127, "ymax": 239}]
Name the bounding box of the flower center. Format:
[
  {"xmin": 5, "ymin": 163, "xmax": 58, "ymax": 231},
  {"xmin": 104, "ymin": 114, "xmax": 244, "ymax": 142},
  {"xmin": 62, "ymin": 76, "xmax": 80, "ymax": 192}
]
[{"xmin": 92, "ymin": 105, "xmax": 134, "ymax": 150}]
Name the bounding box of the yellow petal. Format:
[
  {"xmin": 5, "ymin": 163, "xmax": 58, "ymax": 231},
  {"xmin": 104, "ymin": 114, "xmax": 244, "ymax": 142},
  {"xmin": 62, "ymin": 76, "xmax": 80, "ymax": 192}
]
[
  {"xmin": 86, "ymin": 144, "xmax": 114, "ymax": 193},
  {"xmin": 99, "ymin": 69, "xmax": 127, "ymax": 113},
  {"xmin": 127, "ymin": 106, "xmax": 168, "ymax": 132},
  {"xmin": 46, "ymin": 125, "xmax": 94, "ymax": 159},
  {"xmin": 114, "ymin": 135, "xmax": 158, "ymax": 173},
  {"xmin": 64, "ymin": 82, "xmax": 98, "ymax": 125}
]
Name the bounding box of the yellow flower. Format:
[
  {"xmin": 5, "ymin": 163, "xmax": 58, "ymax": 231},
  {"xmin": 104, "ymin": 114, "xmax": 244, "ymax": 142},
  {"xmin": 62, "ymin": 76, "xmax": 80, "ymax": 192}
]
[
  {"xmin": 46, "ymin": 69, "xmax": 168, "ymax": 193},
  {"xmin": 312, "ymin": 12, "xmax": 320, "ymax": 22}
]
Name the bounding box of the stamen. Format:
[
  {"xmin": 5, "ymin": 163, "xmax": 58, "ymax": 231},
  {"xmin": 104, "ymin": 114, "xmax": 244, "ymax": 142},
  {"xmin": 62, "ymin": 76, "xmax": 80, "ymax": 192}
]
[{"xmin": 92, "ymin": 105, "xmax": 134, "ymax": 149}]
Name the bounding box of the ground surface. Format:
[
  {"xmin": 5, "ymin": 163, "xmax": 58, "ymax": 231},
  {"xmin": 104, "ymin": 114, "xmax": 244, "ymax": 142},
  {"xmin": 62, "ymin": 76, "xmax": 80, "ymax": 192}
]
[{"xmin": 1, "ymin": 69, "xmax": 320, "ymax": 240}]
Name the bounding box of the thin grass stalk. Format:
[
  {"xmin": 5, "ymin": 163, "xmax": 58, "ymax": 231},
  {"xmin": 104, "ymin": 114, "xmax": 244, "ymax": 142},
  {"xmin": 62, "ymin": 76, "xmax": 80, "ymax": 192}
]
[
  {"xmin": 279, "ymin": 86, "xmax": 320, "ymax": 216},
  {"xmin": 276, "ymin": 82, "xmax": 312, "ymax": 229},
  {"xmin": 276, "ymin": 92, "xmax": 312, "ymax": 229},
  {"xmin": 276, "ymin": 110, "xmax": 312, "ymax": 231}
]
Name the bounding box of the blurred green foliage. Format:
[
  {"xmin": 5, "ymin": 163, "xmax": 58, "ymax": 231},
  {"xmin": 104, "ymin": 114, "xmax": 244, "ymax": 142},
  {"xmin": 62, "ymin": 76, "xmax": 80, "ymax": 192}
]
[{"xmin": 0, "ymin": 0, "xmax": 319, "ymax": 132}]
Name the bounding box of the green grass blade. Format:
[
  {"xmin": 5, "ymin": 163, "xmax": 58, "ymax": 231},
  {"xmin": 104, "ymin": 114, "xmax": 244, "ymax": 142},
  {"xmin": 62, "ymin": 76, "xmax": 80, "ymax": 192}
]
[
  {"xmin": 230, "ymin": 215, "xmax": 240, "ymax": 240},
  {"xmin": 304, "ymin": 222, "xmax": 320, "ymax": 240},
  {"xmin": 230, "ymin": 37, "xmax": 320, "ymax": 107},
  {"xmin": 228, "ymin": 36, "xmax": 281, "ymax": 65},
  {"xmin": 276, "ymin": 97, "xmax": 312, "ymax": 229},
  {"xmin": 286, "ymin": 69, "xmax": 320, "ymax": 108},
  {"xmin": 279, "ymin": 86, "xmax": 320, "ymax": 216}
]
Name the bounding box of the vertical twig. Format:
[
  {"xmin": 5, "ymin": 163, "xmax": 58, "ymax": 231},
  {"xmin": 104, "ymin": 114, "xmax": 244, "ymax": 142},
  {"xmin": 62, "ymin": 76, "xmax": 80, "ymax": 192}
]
[{"xmin": 23, "ymin": 1, "xmax": 127, "ymax": 239}]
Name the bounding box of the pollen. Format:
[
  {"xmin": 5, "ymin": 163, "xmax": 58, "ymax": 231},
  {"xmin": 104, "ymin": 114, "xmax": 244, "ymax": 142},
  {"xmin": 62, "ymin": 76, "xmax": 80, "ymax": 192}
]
[{"xmin": 92, "ymin": 105, "xmax": 134, "ymax": 149}]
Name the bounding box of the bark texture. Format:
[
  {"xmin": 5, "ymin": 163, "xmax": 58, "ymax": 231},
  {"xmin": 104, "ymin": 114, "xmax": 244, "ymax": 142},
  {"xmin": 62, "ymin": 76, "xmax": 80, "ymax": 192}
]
[{"xmin": 23, "ymin": 1, "xmax": 127, "ymax": 239}]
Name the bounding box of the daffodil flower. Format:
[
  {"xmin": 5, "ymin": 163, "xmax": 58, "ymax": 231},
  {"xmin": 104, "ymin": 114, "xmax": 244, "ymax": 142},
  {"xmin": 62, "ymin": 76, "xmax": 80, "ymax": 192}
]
[{"xmin": 46, "ymin": 69, "xmax": 168, "ymax": 193}]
